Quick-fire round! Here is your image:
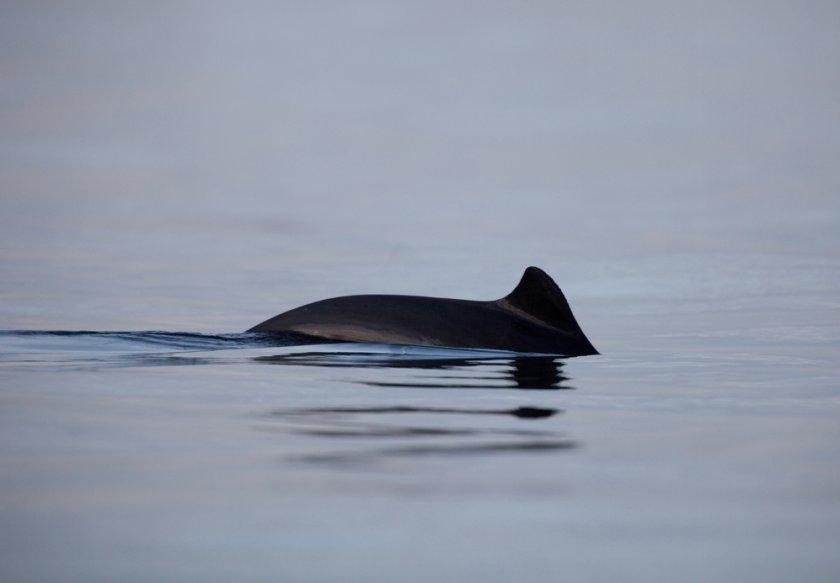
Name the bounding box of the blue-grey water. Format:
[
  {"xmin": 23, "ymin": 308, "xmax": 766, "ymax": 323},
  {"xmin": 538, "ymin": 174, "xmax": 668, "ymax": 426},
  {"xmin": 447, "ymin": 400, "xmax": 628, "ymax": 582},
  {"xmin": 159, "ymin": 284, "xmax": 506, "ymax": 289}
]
[{"xmin": 2, "ymin": 2, "xmax": 840, "ymax": 582}]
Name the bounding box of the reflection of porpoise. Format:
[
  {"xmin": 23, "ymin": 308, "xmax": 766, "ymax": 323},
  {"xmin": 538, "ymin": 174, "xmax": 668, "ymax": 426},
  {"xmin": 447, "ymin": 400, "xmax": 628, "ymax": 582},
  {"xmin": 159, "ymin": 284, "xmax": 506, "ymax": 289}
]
[{"xmin": 248, "ymin": 266, "xmax": 598, "ymax": 356}]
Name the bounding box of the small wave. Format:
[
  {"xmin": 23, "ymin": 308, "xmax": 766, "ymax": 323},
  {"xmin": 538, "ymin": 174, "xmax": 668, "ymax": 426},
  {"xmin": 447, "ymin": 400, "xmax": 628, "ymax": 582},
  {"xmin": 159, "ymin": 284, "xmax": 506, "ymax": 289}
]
[
  {"xmin": 0, "ymin": 330, "xmax": 314, "ymax": 349},
  {"xmin": 0, "ymin": 330, "xmax": 310, "ymax": 368},
  {"xmin": 0, "ymin": 331, "xmax": 572, "ymax": 389}
]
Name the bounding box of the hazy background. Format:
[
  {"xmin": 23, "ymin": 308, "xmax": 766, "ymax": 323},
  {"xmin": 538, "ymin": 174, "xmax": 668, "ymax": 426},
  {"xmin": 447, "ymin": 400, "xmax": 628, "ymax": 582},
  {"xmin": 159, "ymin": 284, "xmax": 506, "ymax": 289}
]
[
  {"xmin": 2, "ymin": 3, "xmax": 840, "ymax": 582},
  {"xmin": 2, "ymin": 0, "xmax": 838, "ymax": 332}
]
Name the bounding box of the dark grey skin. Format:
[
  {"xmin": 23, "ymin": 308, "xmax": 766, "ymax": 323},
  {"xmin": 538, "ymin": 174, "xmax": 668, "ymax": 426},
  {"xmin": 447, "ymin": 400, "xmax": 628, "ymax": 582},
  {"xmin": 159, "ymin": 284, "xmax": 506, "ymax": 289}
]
[{"xmin": 248, "ymin": 266, "xmax": 598, "ymax": 356}]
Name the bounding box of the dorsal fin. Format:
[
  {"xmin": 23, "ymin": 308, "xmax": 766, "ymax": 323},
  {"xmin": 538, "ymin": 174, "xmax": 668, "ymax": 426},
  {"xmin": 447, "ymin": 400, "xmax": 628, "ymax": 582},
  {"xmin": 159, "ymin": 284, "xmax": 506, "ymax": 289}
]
[{"xmin": 500, "ymin": 267, "xmax": 597, "ymax": 353}]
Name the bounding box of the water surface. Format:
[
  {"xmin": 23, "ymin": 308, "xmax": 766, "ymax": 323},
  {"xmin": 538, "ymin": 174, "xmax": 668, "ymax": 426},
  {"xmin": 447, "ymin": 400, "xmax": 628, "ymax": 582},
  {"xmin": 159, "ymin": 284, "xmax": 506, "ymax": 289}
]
[{"xmin": 1, "ymin": 1, "xmax": 839, "ymax": 582}]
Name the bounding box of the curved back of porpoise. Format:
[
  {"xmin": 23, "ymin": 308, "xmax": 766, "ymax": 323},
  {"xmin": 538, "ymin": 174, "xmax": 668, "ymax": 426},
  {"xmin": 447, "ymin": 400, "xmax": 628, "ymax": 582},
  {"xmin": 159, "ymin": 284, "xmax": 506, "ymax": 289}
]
[{"xmin": 248, "ymin": 266, "xmax": 598, "ymax": 356}]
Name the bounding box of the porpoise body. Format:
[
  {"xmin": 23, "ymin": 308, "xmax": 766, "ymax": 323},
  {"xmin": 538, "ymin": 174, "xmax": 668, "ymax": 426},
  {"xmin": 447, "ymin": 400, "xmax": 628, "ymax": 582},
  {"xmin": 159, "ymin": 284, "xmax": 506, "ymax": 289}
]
[{"xmin": 248, "ymin": 266, "xmax": 598, "ymax": 356}]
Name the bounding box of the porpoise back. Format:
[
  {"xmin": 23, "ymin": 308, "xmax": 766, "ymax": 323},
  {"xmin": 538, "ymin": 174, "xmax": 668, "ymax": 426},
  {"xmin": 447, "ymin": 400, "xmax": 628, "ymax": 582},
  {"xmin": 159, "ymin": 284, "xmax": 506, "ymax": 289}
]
[{"xmin": 248, "ymin": 266, "xmax": 598, "ymax": 356}]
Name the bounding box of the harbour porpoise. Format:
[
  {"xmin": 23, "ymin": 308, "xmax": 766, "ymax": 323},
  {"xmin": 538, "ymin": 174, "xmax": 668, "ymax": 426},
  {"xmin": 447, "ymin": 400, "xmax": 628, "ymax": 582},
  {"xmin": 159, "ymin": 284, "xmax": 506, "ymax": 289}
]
[{"xmin": 248, "ymin": 266, "xmax": 598, "ymax": 356}]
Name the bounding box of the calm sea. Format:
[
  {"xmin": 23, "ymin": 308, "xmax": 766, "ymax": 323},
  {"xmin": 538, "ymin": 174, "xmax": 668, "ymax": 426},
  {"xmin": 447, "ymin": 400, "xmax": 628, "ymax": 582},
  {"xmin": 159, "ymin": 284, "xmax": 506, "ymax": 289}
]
[{"xmin": 1, "ymin": 2, "xmax": 839, "ymax": 582}]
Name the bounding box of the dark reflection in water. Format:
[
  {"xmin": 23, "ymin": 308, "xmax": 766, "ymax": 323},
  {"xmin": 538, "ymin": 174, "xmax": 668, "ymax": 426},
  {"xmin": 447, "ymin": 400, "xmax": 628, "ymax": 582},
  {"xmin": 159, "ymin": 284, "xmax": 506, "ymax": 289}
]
[
  {"xmin": 263, "ymin": 398, "xmax": 574, "ymax": 466},
  {"xmin": 510, "ymin": 357, "xmax": 567, "ymax": 388},
  {"xmin": 1, "ymin": 331, "xmax": 579, "ymax": 465},
  {"xmin": 273, "ymin": 405, "xmax": 558, "ymax": 419},
  {"xmin": 293, "ymin": 439, "xmax": 577, "ymax": 465},
  {"xmin": 254, "ymin": 353, "xmax": 571, "ymax": 390},
  {"xmin": 1, "ymin": 332, "xmax": 573, "ymax": 393},
  {"xmin": 267, "ymin": 405, "xmax": 560, "ymax": 439},
  {"xmin": 255, "ymin": 351, "xmax": 577, "ymax": 465}
]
